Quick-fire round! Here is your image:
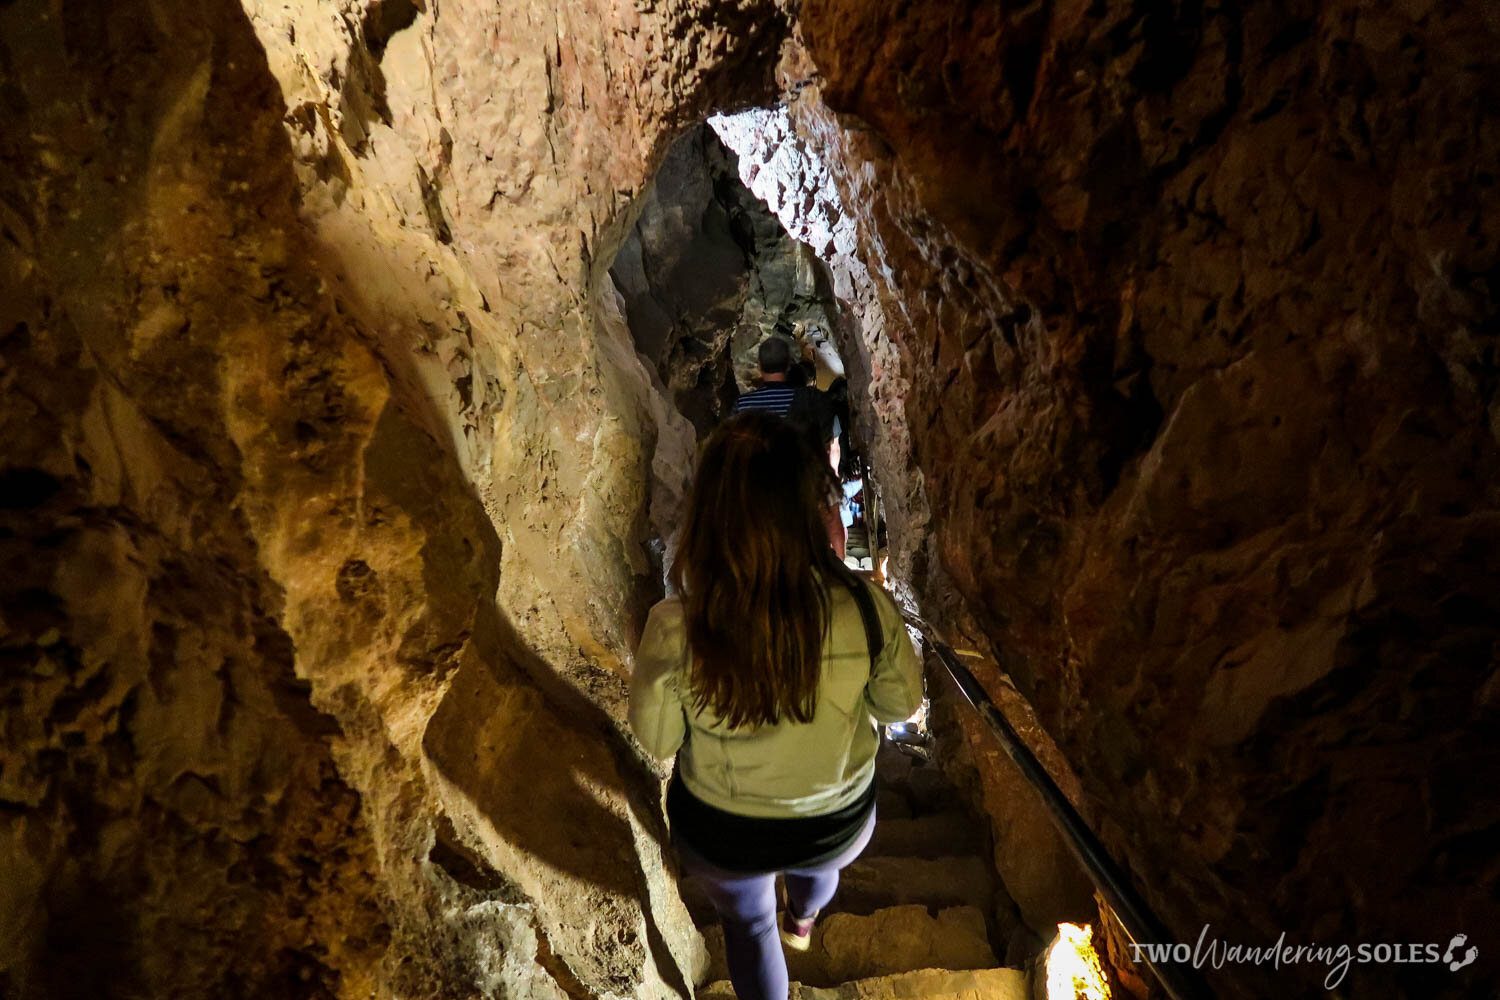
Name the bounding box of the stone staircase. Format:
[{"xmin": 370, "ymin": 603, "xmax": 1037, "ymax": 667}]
[{"xmin": 685, "ymin": 740, "xmax": 1037, "ymax": 1000}]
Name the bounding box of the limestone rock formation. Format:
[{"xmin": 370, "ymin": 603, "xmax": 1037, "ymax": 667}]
[{"xmin": 2, "ymin": 0, "xmax": 787, "ymax": 995}]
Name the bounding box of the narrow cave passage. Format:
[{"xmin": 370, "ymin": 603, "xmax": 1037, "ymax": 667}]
[
  {"xmin": 607, "ymin": 119, "xmax": 877, "ymax": 569},
  {"xmin": 605, "ymin": 116, "xmax": 1108, "ymax": 999}
]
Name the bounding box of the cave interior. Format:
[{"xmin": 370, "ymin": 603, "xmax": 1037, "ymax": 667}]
[{"xmin": 0, "ymin": 0, "xmax": 1496, "ymax": 999}]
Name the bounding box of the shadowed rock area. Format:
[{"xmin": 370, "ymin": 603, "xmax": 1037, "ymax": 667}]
[
  {"xmin": 2, "ymin": 0, "xmax": 1496, "ymax": 998},
  {"xmin": 612, "ymin": 123, "xmax": 847, "ymax": 434},
  {"xmin": 778, "ymin": 2, "xmax": 1500, "ymax": 996}
]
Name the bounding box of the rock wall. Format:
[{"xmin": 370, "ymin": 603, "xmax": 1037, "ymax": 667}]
[
  {"xmin": 237, "ymin": 0, "xmax": 777, "ymax": 707},
  {"xmin": 779, "ymin": 1, "xmax": 1499, "ymax": 996},
  {"xmin": 1, "ymin": 0, "xmax": 788, "ymax": 995},
  {"xmin": 0, "ymin": 7, "xmax": 390, "ymax": 995},
  {"xmin": 610, "ymin": 125, "xmax": 844, "ymax": 436}
]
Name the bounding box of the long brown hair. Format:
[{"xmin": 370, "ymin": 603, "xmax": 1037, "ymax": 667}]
[{"xmin": 670, "ymin": 411, "xmax": 855, "ymax": 728}]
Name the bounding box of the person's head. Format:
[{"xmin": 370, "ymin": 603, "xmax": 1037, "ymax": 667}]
[
  {"xmin": 827, "ymin": 375, "xmax": 848, "ymax": 405},
  {"xmin": 785, "ymin": 362, "xmax": 809, "ymax": 388},
  {"xmin": 757, "ymin": 336, "xmax": 793, "ymax": 377},
  {"xmin": 671, "ymin": 412, "xmax": 849, "ymax": 728}
]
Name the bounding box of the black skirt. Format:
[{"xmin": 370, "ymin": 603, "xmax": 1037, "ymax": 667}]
[{"xmin": 666, "ymin": 770, "xmax": 877, "ymax": 874}]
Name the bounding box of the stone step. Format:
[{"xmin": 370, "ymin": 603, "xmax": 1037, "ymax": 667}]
[
  {"xmin": 833, "ymin": 854, "xmax": 995, "ymax": 916},
  {"xmin": 698, "ymin": 966, "xmax": 1030, "ymax": 1000},
  {"xmin": 866, "ymin": 811, "xmax": 986, "ymax": 858},
  {"xmin": 876, "ymin": 786, "xmax": 914, "ymax": 819},
  {"xmin": 702, "ymin": 904, "xmax": 998, "ymax": 987},
  {"xmin": 899, "ymin": 764, "xmax": 964, "ymax": 813},
  {"xmin": 799, "ymin": 966, "xmax": 1031, "ymax": 1000},
  {"xmin": 682, "ymin": 851, "xmax": 997, "ymax": 930},
  {"xmin": 684, "ymin": 853, "xmax": 997, "ymax": 930},
  {"xmin": 875, "ymin": 754, "xmax": 964, "ymax": 816}
]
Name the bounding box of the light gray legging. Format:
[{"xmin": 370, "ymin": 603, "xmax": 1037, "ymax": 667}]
[{"xmin": 675, "ymin": 807, "xmax": 878, "ymax": 1000}]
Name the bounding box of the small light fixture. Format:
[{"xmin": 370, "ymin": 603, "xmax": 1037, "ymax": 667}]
[{"xmin": 1045, "ymin": 922, "xmax": 1111, "ymax": 1000}]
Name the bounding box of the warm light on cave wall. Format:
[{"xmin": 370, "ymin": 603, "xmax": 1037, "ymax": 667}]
[{"xmin": 1045, "ymin": 922, "xmax": 1112, "ymax": 1000}]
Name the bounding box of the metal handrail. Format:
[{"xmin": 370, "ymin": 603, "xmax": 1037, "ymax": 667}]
[{"xmin": 901, "ymin": 612, "xmax": 1212, "ymax": 1000}]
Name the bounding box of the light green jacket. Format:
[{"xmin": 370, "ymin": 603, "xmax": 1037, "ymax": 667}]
[{"xmin": 628, "ymin": 580, "xmax": 925, "ymax": 818}]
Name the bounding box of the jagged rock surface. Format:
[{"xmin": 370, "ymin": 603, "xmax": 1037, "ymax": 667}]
[
  {"xmin": 768, "ymin": 2, "xmax": 1498, "ymax": 996},
  {"xmin": 1, "ymin": 0, "xmax": 788, "ymax": 995}
]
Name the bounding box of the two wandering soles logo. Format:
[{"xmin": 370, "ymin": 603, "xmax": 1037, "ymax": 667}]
[{"xmin": 1128, "ymin": 926, "xmax": 1480, "ymax": 990}]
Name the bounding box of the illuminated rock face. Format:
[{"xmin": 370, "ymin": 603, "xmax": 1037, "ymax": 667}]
[
  {"xmin": 1, "ymin": 0, "xmax": 784, "ymax": 995},
  {"xmin": 2, "ymin": 0, "xmax": 1496, "ymax": 998}
]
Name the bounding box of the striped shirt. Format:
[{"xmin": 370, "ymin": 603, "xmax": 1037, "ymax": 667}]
[{"xmin": 732, "ymin": 384, "xmax": 798, "ymax": 416}]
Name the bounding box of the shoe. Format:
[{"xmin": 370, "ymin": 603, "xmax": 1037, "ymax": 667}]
[{"xmin": 779, "ymin": 908, "xmax": 817, "ymax": 952}]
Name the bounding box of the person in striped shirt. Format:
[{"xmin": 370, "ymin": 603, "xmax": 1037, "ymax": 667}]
[
  {"xmin": 733, "ymin": 336, "xmax": 847, "ymax": 557},
  {"xmin": 733, "ymin": 337, "xmax": 800, "ymax": 416}
]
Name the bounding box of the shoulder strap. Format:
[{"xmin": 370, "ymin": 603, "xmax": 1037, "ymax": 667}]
[{"xmin": 845, "ymin": 576, "xmax": 885, "ymax": 673}]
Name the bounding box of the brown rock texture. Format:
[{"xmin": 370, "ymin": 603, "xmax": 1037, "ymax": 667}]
[
  {"xmin": 0, "ymin": 6, "xmax": 391, "ymax": 995},
  {"xmin": 781, "ymin": 1, "xmax": 1500, "ymax": 996},
  {"xmin": 2, "ymin": 0, "xmax": 788, "ymax": 995}
]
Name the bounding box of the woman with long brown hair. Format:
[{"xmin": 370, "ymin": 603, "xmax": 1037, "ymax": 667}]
[{"xmin": 629, "ymin": 411, "xmax": 923, "ymax": 1000}]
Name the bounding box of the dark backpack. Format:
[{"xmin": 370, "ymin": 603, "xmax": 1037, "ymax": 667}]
[{"xmin": 785, "ymin": 386, "xmax": 839, "ymax": 454}]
